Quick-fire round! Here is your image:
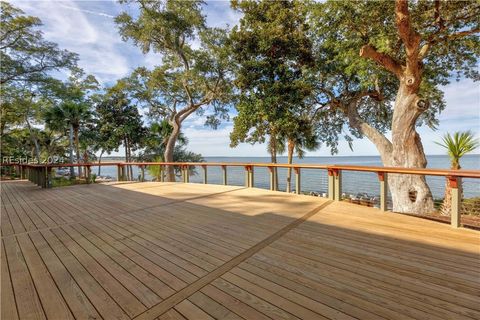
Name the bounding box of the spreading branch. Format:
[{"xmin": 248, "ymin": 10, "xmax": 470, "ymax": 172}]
[
  {"xmin": 345, "ymin": 92, "xmax": 393, "ymax": 158},
  {"xmin": 395, "ymin": 0, "xmax": 421, "ymax": 57},
  {"xmin": 359, "ymin": 45, "xmax": 403, "ymax": 78}
]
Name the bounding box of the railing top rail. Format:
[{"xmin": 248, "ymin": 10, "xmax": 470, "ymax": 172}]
[
  {"xmin": 3, "ymin": 161, "xmax": 480, "ymax": 178},
  {"xmin": 326, "ymin": 164, "xmax": 480, "ymax": 178}
]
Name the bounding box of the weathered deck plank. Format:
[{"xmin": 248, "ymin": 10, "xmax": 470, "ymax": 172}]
[{"xmin": 1, "ymin": 180, "xmax": 479, "ymax": 320}]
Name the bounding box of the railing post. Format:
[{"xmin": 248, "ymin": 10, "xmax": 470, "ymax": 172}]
[
  {"xmin": 268, "ymin": 167, "xmax": 274, "ymax": 191},
  {"xmin": 46, "ymin": 167, "xmax": 53, "ymax": 188},
  {"xmin": 202, "ymin": 165, "xmax": 207, "ymax": 184},
  {"xmin": 248, "ymin": 165, "xmax": 254, "ymax": 188},
  {"xmin": 184, "ymin": 165, "xmax": 190, "ymax": 183},
  {"xmin": 295, "ymin": 167, "xmax": 301, "ymax": 195},
  {"xmin": 140, "ymin": 165, "xmax": 145, "ymax": 182},
  {"xmin": 40, "ymin": 166, "xmax": 46, "ymax": 188},
  {"xmin": 328, "ymin": 169, "xmax": 335, "ymax": 200},
  {"xmin": 244, "ymin": 166, "xmax": 249, "ymax": 187},
  {"xmin": 334, "ymin": 169, "xmax": 342, "ymax": 201},
  {"xmin": 222, "ymin": 165, "xmax": 227, "ymax": 185},
  {"xmin": 85, "ymin": 165, "xmax": 91, "ymax": 184},
  {"xmin": 160, "ymin": 165, "xmax": 164, "ymax": 182},
  {"xmin": 117, "ymin": 165, "xmax": 122, "ymax": 181},
  {"xmin": 122, "ymin": 165, "xmax": 127, "ymax": 181},
  {"xmin": 378, "ymin": 172, "xmax": 388, "ymax": 211},
  {"xmin": 448, "ymin": 176, "xmax": 461, "ymax": 228}
]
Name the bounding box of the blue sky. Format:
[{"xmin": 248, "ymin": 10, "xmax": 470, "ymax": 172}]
[{"xmin": 12, "ymin": 0, "xmax": 480, "ymax": 157}]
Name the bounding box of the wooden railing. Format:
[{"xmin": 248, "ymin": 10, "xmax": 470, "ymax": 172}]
[{"xmin": 2, "ymin": 161, "xmax": 480, "ymax": 228}]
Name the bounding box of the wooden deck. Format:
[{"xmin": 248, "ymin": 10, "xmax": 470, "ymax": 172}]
[{"xmin": 1, "ymin": 180, "xmax": 479, "ymax": 320}]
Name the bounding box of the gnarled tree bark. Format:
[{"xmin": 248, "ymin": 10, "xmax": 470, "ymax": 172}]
[{"xmin": 347, "ymin": 0, "xmax": 437, "ymax": 214}]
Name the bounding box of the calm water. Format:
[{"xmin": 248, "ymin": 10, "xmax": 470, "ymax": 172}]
[{"xmin": 94, "ymin": 155, "xmax": 480, "ymax": 199}]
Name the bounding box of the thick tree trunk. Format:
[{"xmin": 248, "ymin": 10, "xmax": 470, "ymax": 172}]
[
  {"xmin": 97, "ymin": 150, "xmax": 104, "ymax": 176},
  {"xmin": 286, "ymin": 139, "xmax": 294, "ymax": 193},
  {"xmin": 74, "ymin": 127, "xmax": 82, "ymax": 178},
  {"xmin": 345, "ymin": 84, "xmax": 434, "ymax": 214},
  {"xmin": 124, "ymin": 137, "xmax": 130, "ymax": 181},
  {"xmin": 268, "ymin": 134, "xmax": 278, "ymax": 190},
  {"xmin": 128, "ymin": 145, "xmax": 133, "ymax": 180},
  {"xmin": 387, "ymin": 84, "xmax": 434, "ymax": 214},
  {"xmin": 25, "ymin": 117, "xmax": 41, "ymax": 163},
  {"xmin": 164, "ymin": 119, "xmax": 181, "ymax": 182},
  {"xmin": 69, "ymin": 124, "xmax": 75, "ymax": 178}
]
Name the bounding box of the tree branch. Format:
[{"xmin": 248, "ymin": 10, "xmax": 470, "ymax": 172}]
[
  {"xmin": 345, "ymin": 94, "xmax": 393, "ymax": 159},
  {"xmin": 419, "ymin": 28, "xmax": 480, "ymax": 60},
  {"xmin": 359, "ymin": 45, "xmax": 403, "ymax": 78},
  {"xmin": 395, "ymin": 0, "xmax": 421, "ymax": 55}
]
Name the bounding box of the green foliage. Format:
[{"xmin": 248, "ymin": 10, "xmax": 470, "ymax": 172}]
[
  {"xmin": 229, "ymin": 0, "xmax": 315, "ymax": 154},
  {"xmin": 116, "ymin": 0, "xmax": 232, "ymax": 168},
  {"xmin": 140, "ymin": 120, "xmax": 202, "ymax": 163},
  {"xmin": 309, "ymin": 0, "xmax": 480, "ymax": 152},
  {"xmin": 435, "ymin": 131, "xmax": 479, "ymax": 169},
  {"xmin": 94, "ymin": 82, "xmax": 147, "ymax": 160},
  {"xmin": 0, "ymin": 1, "xmax": 77, "ymax": 85}
]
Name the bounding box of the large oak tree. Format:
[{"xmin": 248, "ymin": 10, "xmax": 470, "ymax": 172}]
[{"xmin": 311, "ymin": 0, "xmax": 479, "ymax": 213}]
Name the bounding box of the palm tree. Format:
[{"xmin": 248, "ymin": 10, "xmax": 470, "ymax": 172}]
[
  {"xmin": 45, "ymin": 101, "xmax": 91, "ymax": 178},
  {"xmin": 279, "ymin": 120, "xmax": 320, "ymax": 193},
  {"xmin": 435, "ymin": 131, "xmax": 479, "ymax": 215}
]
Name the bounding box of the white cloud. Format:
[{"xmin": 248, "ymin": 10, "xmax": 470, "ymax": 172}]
[{"xmin": 13, "ymin": 0, "xmax": 130, "ymax": 83}]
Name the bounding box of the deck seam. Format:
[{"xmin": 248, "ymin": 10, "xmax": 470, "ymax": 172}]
[{"xmin": 133, "ymin": 199, "xmax": 333, "ymax": 320}]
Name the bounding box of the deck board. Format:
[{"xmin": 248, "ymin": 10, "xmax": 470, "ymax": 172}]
[{"xmin": 1, "ymin": 180, "xmax": 479, "ymax": 320}]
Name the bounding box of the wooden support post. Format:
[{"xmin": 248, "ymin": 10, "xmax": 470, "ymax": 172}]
[
  {"xmin": 160, "ymin": 165, "xmax": 164, "ymax": 182},
  {"xmin": 46, "ymin": 167, "xmax": 53, "ymax": 188},
  {"xmin": 295, "ymin": 167, "xmax": 301, "ymax": 195},
  {"xmin": 86, "ymin": 166, "xmax": 91, "ymax": 184},
  {"xmin": 181, "ymin": 166, "xmax": 186, "ymax": 182},
  {"xmin": 269, "ymin": 167, "xmax": 274, "ymax": 191},
  {"xmin": 328, "ymin": 169, "xmax": 335, "ymax": 200},
  {"xmin": 244, "ymin": 166, "xmax": 249, "ymax": 187},
  {"xmin": 40, "ymin": 167, "xmax": 46, "ymax": 188},
  {"xmin": 378, "ymin": 172, "xmax": 388, "ymax": 211},
  {"xmin": 222, "ymin": 165, "xmax": 227, "ymax": 185},
  {"xmin": 140, "ymin": 165, "xmax": 145, "ymax": 182},
  {"xmin": 122, "ymin": 165, "xmax": 127, "ymax": 181},
  {"xmin": 248, "ymin": 166, "xmax": 254, "ymax": 188},
  {"xmin": 202, "ymin": 165, "xmax": 207, "ymax": 184},
  {"xmin": 334, "ymin": 169, "xmax": 342, "ymax": 201},
  {"xmin": 184, "ymin": 165, "xmax": 190, "ymax": 183},
  {"xmin": 448, "ymin": 176, "xmax": 461, "ymax": 228},
  {"xmin": 117, "ymin": 165, "xmax": 122, "ymax": 181}
]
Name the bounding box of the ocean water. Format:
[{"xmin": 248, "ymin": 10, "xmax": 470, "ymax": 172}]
[{"xmin": 93, "ymin": 155, "xmax": 480, "ymax": 199}]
